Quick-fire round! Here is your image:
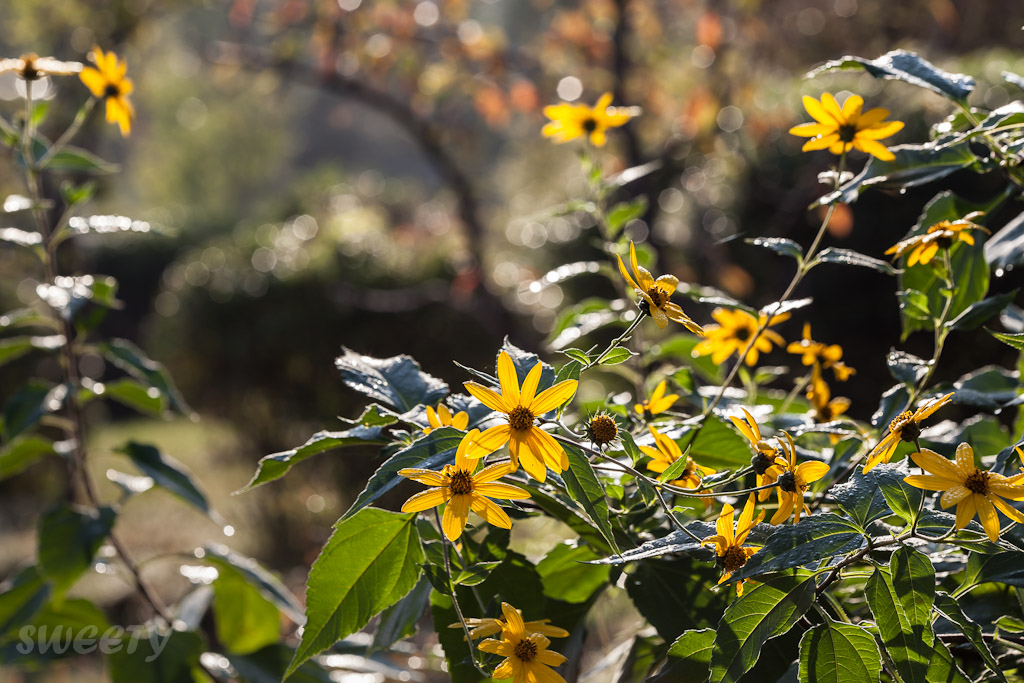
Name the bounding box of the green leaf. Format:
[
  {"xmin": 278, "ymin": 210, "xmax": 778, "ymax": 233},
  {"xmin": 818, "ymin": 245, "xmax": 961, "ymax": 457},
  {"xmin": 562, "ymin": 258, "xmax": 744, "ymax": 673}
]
[
  {"xmin": 990, "ymin": 329, "xmax": 1024, "ymax": 352},
  {"xmin": 657, "ymin": 442, "xmax": 696, "ymax": 484},
  {"xmin": 117, "ymin": 442, "xmax": 215, "ymax": 519},
  {"xmin": 963, "ymin": 551, "xmax": 1024, "ymax": 588},
  {"xmin": 59, "ymin": 181, "xmax": 97, "ymax": 206},
  {"xmin": 598, "ymin": 346, "xmax": 635, "ymax": 365},
  {"xmin": 627, "ymin": 557, "xmax": 731, "ymax": 640},
  {"xmin": 887, "ymin": 350, "xmax": 929, "ymax": 386},
  {"xmin": 814, "ymin": 247, "xmax": 897, "ymax": 275},
  {"xmin": 798, "ymin": 617, "xmax": 882, "ymax": 683},
  {"xmin": 100, "ymin": 339, "xmax": 193, "ymax": 417},
  {"xmin": 953, "ymin": 365, "xmax": 1019, "ymax": 409},
  {"xmin": 430, "ymin": 590, "xmax": 486, "ymax": 683},
  {"xmin": 829, "ymin": 466, "xmax": 895, "ymax": 527},
  {"xmin": 946, "ymin": 290, "xmax": 1018, "ymax": 331},
  {"xmin": 226, "ymin": 644, "xmax": 334, "ymax": 683},
  {"xmin": 343, "ymin": 428, "xmax": 463, "ymax": 520},
  {"xmin": 0, "ymin": 335, "xmax": 63, "ymax": 368},
  {"xmin": 213, "ymin": 568, "xmax": 282, "ymax": 654},
  {"xmin": 37, "ymin": 275, "xmax": 122, "ymax": 321},
  {"xmin": 873, "ymin": 463, "xmax": 923, "ymax": 524},
  {"xmin": 202, "ymin": 545, "xmax": 304, "ymax": 622},
  {"xmin": 923, "ymin": 639, "xmax": 970, "ymax": 683},
  {"xmin": 3, "ymin": 380, "xmax": 63, "ymax": 441},
  {"xmin": 606, "ymin": 196, "xmax": 648, "ymax": 236},
  {"xmin": 336, "ymin": 347, "xmax": 448, "ymax": 412},
  {"xmin": 561, "ymin": 444, "xmax": 618, "ymax": 553},
  {"xmin": 287, "ymin": 509, "xmax": 424, "ymax": 678},
  {"xmin": 747, "ymin": 237, "xmax": 803, "ymax": 260},
  {"xmin": 0, "ymin": 435, "xmax": 55, "ymax": 480},
  {"xmin": 85, "ymin": 377, "xmax": 167, "ymax": 417},
  {"xmin": 663, "ymin": 628, "xmax": 715, "ymax": 683},
  {"xmin": 42, "ymin": 145, "xmax": 118, "ymax": 174},
  {"xmin": 823, "ymin": 143, "xmax": 976, "ymax": 206},
  {"xmin": 240, "ymin": 427, "xmax": 388, "ymax": 492},
  {"xmin": 809, "ymin": 50, "xmax": 975, "ymax": 101},
  {"xmin": 38, "ymin": 505, "xmax": 116, "ymax": 595},
  {"xmin": 672, "ymin": 416, "xmax": 757, "ymax": 470},
  {"xmin": 933, "ymin": 591, "xmax": 1005, "ymax": 682},
  {"xmin": 0, "ymin": 566, "xmax": 51, "ymax": 637},
  {"xmin": 865, "ymin": 548, "xmax": 935, "ymax": 683},
  {"xmin": 453, "ymin": 561, "xmax": 500, "ymax": 586},
  {"xmin": 371, "ymin": 576, "xmax": 431, "ymax": 652},
  {"xmin": 563, "ymin": 348, "xmax": 591, "ymax": 365},
  {"xmin": 729, "ymin": 513, "xmax": 864, "ymax": 582},
  {"xmin": 709, "ymin": 574, "xmax": 817, "ymax": 683},
  {"xmin": 536, "ymin": 542, "xmax": 610, "ymax": 604},
  {"xmin": 985, "ymin": 211, "xmax": 1024, "ymax": 272},
  {"xmin": 107, "ymin": 629, "xmax": 205, "ymax": 683}
]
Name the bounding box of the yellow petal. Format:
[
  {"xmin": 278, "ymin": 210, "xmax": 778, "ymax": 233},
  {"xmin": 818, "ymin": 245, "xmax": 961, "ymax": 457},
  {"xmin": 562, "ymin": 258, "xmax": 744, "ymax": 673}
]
[
  {"xmin": 465, "ymin": 424, "xmax": 511, "ymax": 459},
  {"xmin": 452, "ymin": 412, "xmax": 469, "ymax": 430},
  {"xmin": 401, "ymin": 487, "xmax": 449, "ymax": 513},
  {"xmin": 520, "ymin": 362, "xmax": 543, "ymax": 407},
  {"xmin": 975, "ymin": 495, "xmax": 1000, "ymax": 542},
  {"xmin": 470, "ymin": 495, "xmax": 512, "ymax": 528},
  {"xmin": 442, "ymin": 495, "xmax": 470, "ymax": 541},
  {"xmin": 852, "ymin": 137, "xmax": 894, "ymax": 161},
  {"xmin": 474, "ymin": 481, "xmax": 530, "ymax": 500},
  {"xmin": 464, "ymin": 381, "xmax": 510, "ymax": 413},
  {"xmin": 528, "ymin": 427, "xmax": 568, "ymax": 472},
  {"xmin": 501, "ymin": 602, "xmax": 526, "ymax": 638},
  {"xmin": 473, "ymin": 462, "xmax": 515, "ymax": 483},
  {"xmin": 399, "ymin": 468, "xmax": 446, "ymax": 486},
  {"xmin": 802, "ymin": 95, "xmax": 838, "ymax": 126},
  {"xmin": 529, "ymin": 379, "xmax": 578, "ymax": 415},
  {"xmin": 79, "ymin": 66, "xmax": 106, "ymax": 97},
  {"xmin": 796, "ymin": 461, "xmax": 830, "ymax": 484},
  {"xmin": 497, "ymin": 352, "xmax": 521, "ymax": 405},
  {"xmin": 939, "ymin": 484, "xmax": 972, "ymax": 507}
]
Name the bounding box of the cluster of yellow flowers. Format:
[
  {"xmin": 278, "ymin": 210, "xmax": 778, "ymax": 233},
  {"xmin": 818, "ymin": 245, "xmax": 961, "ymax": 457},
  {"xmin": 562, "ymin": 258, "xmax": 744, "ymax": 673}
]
[{"xmin": 1, "ymin": 47, "xmax": 134, "ymax": 135}]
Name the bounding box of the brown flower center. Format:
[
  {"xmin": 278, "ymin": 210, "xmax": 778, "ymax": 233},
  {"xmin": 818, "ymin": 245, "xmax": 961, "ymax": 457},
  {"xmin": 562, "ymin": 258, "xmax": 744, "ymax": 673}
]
[
  {"xmin": 646, "ymin": 286, "xmax": 669, "ymax": 309},
  {"xmin": 778, "ymin": 471, "xmax": 798, "ymax": 493},
  {"xmin": 448, "ymin": 469, "xmax": 474, "ymax": 495},
  {"xmin": 838, "ymin": 124, "xmax": 857, "ymax": 143},
  {"xmin": 589, "ymin": 415, "xmax": 618, "ymax": 445},
  {"xmin": 935, "ymin": 234, "xmax": 954, "ymax": 250},
  {"xmin": 508, "ymin": 405, "xmax": 535, "ymax": 432},
  {"xmin": 752, "ymin": 449, "xmax": 779, "ymax": 476},
  {"xmin": 104, "ymin": 83, "xmax": 121, "ymax": 98},
  {"xmin": 722, "ymin": 545, "xmax": 748, "ymax": 573},
  {"xmin": 513, "ymin": 638, "xmax": 538, "ymax": 662},
  {"xmin": 889, "ymin": 411, "xmax": 920, "ymax": 442},
  {"xmin": 964, "ymin": 470, "xmax": 989, "ymax": 495},
  {"xmin": 735, "ymin": 326, "xmax": 751, "ymax": 342},
  {"xmin": 582, "ymin": 117, "xmax": 598, "ymax": 133}
]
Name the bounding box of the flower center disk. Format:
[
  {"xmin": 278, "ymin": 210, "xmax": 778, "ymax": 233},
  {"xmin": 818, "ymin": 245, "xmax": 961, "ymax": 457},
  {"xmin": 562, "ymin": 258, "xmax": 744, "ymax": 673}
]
[
  {"xmin": 964, "ymin": 470, "xmax": 989, "ymax": 494},
  {"xmin": 589, "ymin": 415, "xmax": 618, "ymax": 445},
  {"xmin": 889, "ymin": 411, "xmax": 919, "ymax": 442},
  {"xmin": 513, "ymin": 638, "xmax": 538, "ymax": 662},
  {"xmin": 778, "ymin": 471, "xmax": 798, "ymax": 493},
  {"xmin": 448, "ymin": 469, "xmax": 474, "ymax": 495},
  {"xmin": 838, "ymin": 124, "xmax": 857, "ymax": 142},
  {"xmin": 582, "ymin": 117, "xmax": 597, "ymax": 133},
  {"xmin": 104, "ymin": 83, "xmax": 121, "ymax": 98},
  {"xmin": 508, "ymin": 405, "xmax": 535, "ymax": 431},
  {"xmin": 722, "ymin": 545, "xmax": 748, "ymax": 573}
]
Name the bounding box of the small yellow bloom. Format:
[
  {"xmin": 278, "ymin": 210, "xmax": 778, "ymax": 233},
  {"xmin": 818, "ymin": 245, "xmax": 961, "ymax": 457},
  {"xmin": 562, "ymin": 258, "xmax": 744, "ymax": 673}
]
[
  {"xmin": 770, "ymin": 432, "xmax": 830, "ymax": 525},
  {"xmin": 477, "ymin": 603, "xmax": 568, "ymax": 683},
  {"xmin": 79, "ymin": 47, "xmax": 134, "ymax": 136},
  {"xmin": 885, "ymin": 212, "xmax": 989, "ymax": 267},
  {"xmin": 730, "ymin": 408, "xmax": 787, "ymax": 501},
  {"xmin": 463, "ymin": 352, "xmax": 577, "ymax": 482},
  {"xmin": 693, "ymin": 307, "xmax": 789, "ymax": 366},
  {"xmin": 905, "ymin": 443, "xmax": 1024, "ymax": 542},
  {"xmin": 0, "ymin": 53, "xmax": 82, "ymax": 80},
  {"xmin": 863, "ymin": 393, "xmax": 954, "ymax": 473},
  {"xmin": 399, "ymin": 429, "xmax": 530, "ymax": 541},
  {"xmin": 786, "ymin": 323, "xmax": 854, "ymax": 381},
  {"xmin": 789, "ymin": 93, "xmax": 904, "ymax": 161},
  {"xmin": 640, "ymin": 425, "xmax": 715, "ymax": 489},
  {"xmin": 634, "ymin": 379, "xmax": 678, "ymax": 417},
  {"xmin": 423, "ymin": 403, "xmax": 469, "ymax": 434},
  {"xmin": 542, "ymin": 92, "xmax": 636, "ymax": 147},
  {"xmin": 454, "ymin": 609, "xmax": 569, "ymax": 641},
  {"xmin": 617, "ymin": 241, "xmax": 703, "ymax": 332},
  {"xmin": 806, "ymin": 366, "xmax": 851, "ymax": 426},
  {"xmin": 702, "ymin": 494, "xmax": 765, "ymax": 595}
]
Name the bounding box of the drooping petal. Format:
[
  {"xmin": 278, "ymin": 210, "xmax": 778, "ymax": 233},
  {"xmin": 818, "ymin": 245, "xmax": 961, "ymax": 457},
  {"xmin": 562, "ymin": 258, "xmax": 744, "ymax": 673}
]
[
  {"xmin": 474, "ymin": 481, "xmax": 531, "ymax": 500},
  {"xmin": 470, "ymin": 495, "xmax": 513, "ymax": 528},
  {"xmin": 401, "ymin": 488, "xmax": 449, "ymax": 513},
  {"xmin": 991, "ymin": 494, "xmax": 1024, "ymax": 523},
  {"xmin": 528, "ymin": 427, "xmax": 568, "ymax": 472},
  {"xmin": 975, "ymin": 494, "xmax": 1000, "ymax": 542},
  {"xmin": 955, "ymin": 495, "xmax": 977, "ymax": 530},
  {"xmin": 442, "ymin": 495, "xmax": 471, "ymax": 540},
  {"xmin": 398, "ymin": 468, "xmax": 446, "ymax": 486},
  {"xmin": 514, "ymin": 434, "xmax": 547, "ymax": 482},
  {"xmin": 464, "ymin": 381, "xmax": 511, "ymax": 413},
  {"xmin": 852, "ymin": 137, "xmax": 894, "ymax": 161},
  {"xmin": 617, "ymin": 254, "xmax": 641, "ymax": 293}
]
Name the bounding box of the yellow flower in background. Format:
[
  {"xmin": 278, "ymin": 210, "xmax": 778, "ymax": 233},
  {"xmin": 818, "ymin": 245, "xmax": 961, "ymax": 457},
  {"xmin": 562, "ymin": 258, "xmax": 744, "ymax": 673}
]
[
  {"xmin": 477, "ymin": 603, "xmax": 568, "ymax": 683},
  {"xmin": 885, "ymin": 212, "xmax": 989, "ymax": 267},
  {"xmin": 702, "ymin": 494, "xmax": 765, "ymax": 595},
  {"xmin": 618, "ymin": 241, "xmax": 703, "ymax": 333},
  {"xmin": 464, "ymin": 351, "xmax": 577, "ymax": 482},
  {"xmin": 399, "ymin": 429, "xmax": 530, "ymax": 541},
  {"xmin": 771, "ymin": 431, "xmax": 829, "ymax": 525},
  {"xmin": 789, "ymin": 93, "xmax": 904, "ymax": 161},
  {"xmin": 786, "ymin": 323, "xmax": 854, "ymax": 381},
  {"xmin": 634, "ymin": 379, "xmax": 678, "ymax": 417},
  {"xmin": 730, "ymin": 408, "xmax": 787, "ymax": 501},
  {"xmin": 0, "ymin": 53, "xmax": 82, "ymax": 80},
  {"xmin": 423, "ymin": 403, "xmax": 469, "ymax": 434},
  {"xmin": 79, "ymin": 46, "xmax": 134, "ymax": 136},
  {"xmin": 455, "ymin": 610, "xmax": 570, "ymax": 641},
  {"xmin": 542, "ymin": 92, "xmax": 636, "ymax": 147},
  {"xmin": 640, "ymin": 425, "xmax": 716, "ymax": 489},
  {"xmin": 863, "ymin": 392, "xmax": 955, "ymax": 473},
  {"xmin": 693, "ymin": 307, "xmax": 789, "ymax": 366},
  {"xmin": 905, "ymin": 443, "xmax": 1024, "ymax": 542},
  {"xmin": 806, "ymin": 366, "xmax": 851, "ymax": 425}
]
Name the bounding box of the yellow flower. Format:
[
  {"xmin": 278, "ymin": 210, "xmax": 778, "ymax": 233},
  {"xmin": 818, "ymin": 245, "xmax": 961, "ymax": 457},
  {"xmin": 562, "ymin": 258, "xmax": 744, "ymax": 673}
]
[
  {"xmin": 789, "ymin": 93, "xmax": 904, "ymax": 161},
  {"xmin": 423, "ymin": 403, "xmax": 469, "ymax": 434},
  {"xmin": 786, "ymin": 323, "xmax": 854, "ymax": 381},
  {"xmin": 863, "ymin": 393, "xmax": 954, "ymax": 473},
  {"xmin": 806, "ymin": 366, "xmax": 850, "ymax": 426},
  {"xmin": 454, "ymin": 610, "xmax": 569, "ymax": 640},
  {"xmin": 542, "ymin": 92, "xmax": 636, "ymax": 147},
  {"xmin": 79, "ymin": 47, "xmax": 134, "ymax": 136},
  {"xmin": 905, "ymin": 444, "xmax": 1024, "ymax": 542},
  {"xmin": 617, "ymin": 241, "xmax": 703, "ymax": 332},
  {"xmin": 730, "ymin": 408, "xmax": 787, "ymax": 501},
  {"xmin": 693, "ymin": 307, "xmax": 789, "ymax": 366},
  {"xmin": 0, "ymin": 53, "xmax": 82, "ymax": 80},
  {"xmin": 463, "ymin": 351, "xmax": 577, "ymax": 482},
  {"xmin": 634, "ymin": 379, "xmax": 678, "ymax": 417},
  {"xmin": 770, "ymin": 431, "xmax": 830, "ymax": 525},
  {"xmin": 399, "ymin": 429, "xmax": 530, "ymax": 541},
  {"xmin": 640, "ymin": 425, "xmax": 715, "ymax": 489},
  {"xmin": 478, "ymin": 603, "xmax": 568, "ymax": 683},
  {"xmin": 884, "ymin": 212, "xmax": 989, "ymax": 267},
  {"xmin": 702, "ymin": 494, "xmax": 765, "ymax": 595}
]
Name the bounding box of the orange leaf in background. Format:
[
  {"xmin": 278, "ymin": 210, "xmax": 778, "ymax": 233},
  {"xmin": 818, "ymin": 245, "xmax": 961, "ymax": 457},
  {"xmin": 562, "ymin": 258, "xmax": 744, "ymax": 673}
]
[
  {"xmin": 696, "ymin": 11, "xmax": 722, "ymax": 49},
  {"xmin": 475, "ymin": 85, "xmax": 510, "ymax": 128},
  {"xmin": 823, "ymin": 203, "xmax": 854, "ymax": 239},
  {"xmin": 510, "ymin": 79, "xmax": 539, "ymax": 112}
]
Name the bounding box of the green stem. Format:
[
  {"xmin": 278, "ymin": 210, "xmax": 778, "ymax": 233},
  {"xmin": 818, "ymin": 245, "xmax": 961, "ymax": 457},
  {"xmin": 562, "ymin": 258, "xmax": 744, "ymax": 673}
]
[
  {"xmin": 433, "ymin": 508, "xmax": 489, "ymax": 677},
  {"xmin": 37, "ymin": 97, "xmax": 96, "ymax": 168},
  {"xmin": 583, "ymin": 313, "xmax": 645, "ymax": 372}
]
